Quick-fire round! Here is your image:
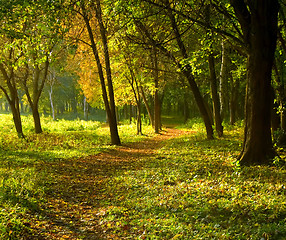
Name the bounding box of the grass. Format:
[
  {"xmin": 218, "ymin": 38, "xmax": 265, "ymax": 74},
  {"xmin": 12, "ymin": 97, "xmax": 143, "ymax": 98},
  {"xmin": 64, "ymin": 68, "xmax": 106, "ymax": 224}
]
[
  {"xmin": 0, "ymin": 113, "xmax": 154, "ymax": 239},
  {"xmin": 0, "ymin": 113, "xmax": 285, "ymax": 239},
  {"xmin": 97, "ymin": 129, "xmax": 286, "ymax": 239}
]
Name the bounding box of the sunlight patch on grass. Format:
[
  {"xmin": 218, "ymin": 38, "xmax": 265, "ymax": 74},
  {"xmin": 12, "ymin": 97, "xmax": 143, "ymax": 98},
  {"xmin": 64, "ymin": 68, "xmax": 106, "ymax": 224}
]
[{"xmin": 93, "ymin": 130, "xmax": 286, "ymax": 239}]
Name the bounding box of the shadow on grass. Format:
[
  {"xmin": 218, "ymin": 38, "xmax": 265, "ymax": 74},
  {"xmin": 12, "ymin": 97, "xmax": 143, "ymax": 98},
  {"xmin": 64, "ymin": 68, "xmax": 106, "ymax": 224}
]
[{"xmin": 1, "ymin": 128, "xmax": 286, "ymax": 239}]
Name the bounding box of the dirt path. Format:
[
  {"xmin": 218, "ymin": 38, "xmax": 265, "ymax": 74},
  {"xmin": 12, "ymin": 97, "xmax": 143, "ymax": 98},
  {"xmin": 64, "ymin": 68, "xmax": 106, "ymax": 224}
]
[{"xmin": 29, "ymin": 128, "xmax": 188, "ymax": 239}]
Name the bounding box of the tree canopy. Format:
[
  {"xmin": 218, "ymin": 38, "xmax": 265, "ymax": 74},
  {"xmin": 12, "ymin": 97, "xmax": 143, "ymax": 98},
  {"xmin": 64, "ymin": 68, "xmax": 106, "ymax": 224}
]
[{"xmin": 0, "ymin": 0, "xmax": 286, "ymax": 165}]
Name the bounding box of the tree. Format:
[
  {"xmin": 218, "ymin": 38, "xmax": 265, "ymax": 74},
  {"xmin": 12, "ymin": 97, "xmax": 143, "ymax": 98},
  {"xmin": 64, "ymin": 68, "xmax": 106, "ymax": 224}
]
[
  {"xmin": 0, "ymin": 1, "xmax": 27, "ymax": 138},
  {"xmin": 230, "ymin": 0, "xmax": 279, "ymax": 165},
  {"xmin": 19, "ymin": 1, "xmax": 64, "ymax": 133},
  {"xmin": 127, "ymin": 0, "xmax": 214, "ymax": 139},
  {"xmin": 205, "ymin": 4, "xmax": 223, "ymax": 137},
  {"xmin": 74, "ymin": 0, "xmax": 121, "ymax": 145},
  {"xmin": 0, "ymin": 0, "xmax": 65, "ymax": 135}
]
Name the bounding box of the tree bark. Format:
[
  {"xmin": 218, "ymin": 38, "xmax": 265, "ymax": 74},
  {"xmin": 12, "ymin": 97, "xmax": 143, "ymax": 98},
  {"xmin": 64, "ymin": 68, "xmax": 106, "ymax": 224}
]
[
  {"xmin": 231, "ymin": 0, "xmax": 279, "ymax": 165},
  {"xmin": 140, "ymin": 86, "xmax": 154, "ymax": 126},
  {"xmin": 152, "ymin": 48, "xmax": 160, "ymax": 134},
  {"xmin": 208, "ymin": 53, "xmax": 223, "ymax": 137},
  {"xmin": 49, "ymin": 86, "xmax": 56, "ymax": 120},
  {"xmin": 81, "ymin": 1, "xmax": 121, "ymax": 145},
  {"xmin": 229, "ymin": 74, "xmax": 239, "ymax": 125},
  {"xmin": 23, "ymin": 60, "xmax": 49, "ymax": 134},
  {"xmin": 32, "ymin": 104, "xmax": 42, "ymax": 133},
  {"xmin": 184, "ymin": 69, "xmax": 214, "ymax": 139},
  {"xmin": 0, "ymin": 64, "xmax": 25, "ymax": 138},
  {"xmin": 166, "ymin": 3, "xmax": 214, "ymax": 139},
  {"xmin": 10, "ymin": 103, "xmax": 24, "ymax": 138}
]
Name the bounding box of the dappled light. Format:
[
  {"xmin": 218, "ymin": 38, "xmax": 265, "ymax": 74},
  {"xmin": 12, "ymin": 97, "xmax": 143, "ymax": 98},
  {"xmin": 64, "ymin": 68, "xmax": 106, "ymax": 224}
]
[{"xmin": 1, "ymin": 0, "xmax": 286, "ymax": 239}]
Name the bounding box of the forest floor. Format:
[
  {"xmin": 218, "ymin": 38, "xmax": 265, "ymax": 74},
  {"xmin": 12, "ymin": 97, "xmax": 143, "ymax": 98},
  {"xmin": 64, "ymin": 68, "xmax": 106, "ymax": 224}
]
[
  {"xmin": 1, "ymin": 116, "xmax": 285, "ymax": 240},
  {"xmin": 27, "ymin": 127, "xmax": 189, "ymax": 239}
]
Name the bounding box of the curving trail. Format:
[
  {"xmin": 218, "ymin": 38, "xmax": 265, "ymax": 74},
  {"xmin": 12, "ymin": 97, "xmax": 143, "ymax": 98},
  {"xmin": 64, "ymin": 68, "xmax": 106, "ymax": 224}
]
[{"xmin": 28, "ymin": 128, "xmax": 188, "ymax": 239}]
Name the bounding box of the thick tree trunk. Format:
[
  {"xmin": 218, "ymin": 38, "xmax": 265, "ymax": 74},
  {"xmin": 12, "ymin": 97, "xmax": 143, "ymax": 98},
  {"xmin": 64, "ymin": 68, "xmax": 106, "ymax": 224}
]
[
  {"xmin": 239, "ymin": 54, "xmax": 277, "ymax": 165},
  {"xmin": 233, "ymin": 0, "xmax": 279, "ymax": 165},
  {"xmin": 208, "ymin": 54, "xmax": 223, "ymax": 137}
]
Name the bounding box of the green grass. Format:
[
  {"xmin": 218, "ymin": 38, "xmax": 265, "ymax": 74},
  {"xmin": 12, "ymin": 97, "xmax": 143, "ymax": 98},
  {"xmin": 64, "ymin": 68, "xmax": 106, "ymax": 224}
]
[
  {"xmin": 97, "ymin": 130, "xmax": 286, "ymax": 239},
  {"xmin": 0, "ymin": 113, "xmax": 285, "ymax": 239},
  {"xmin": 0, "ymin": 113, "xmax": 153, "ymax": 239}
]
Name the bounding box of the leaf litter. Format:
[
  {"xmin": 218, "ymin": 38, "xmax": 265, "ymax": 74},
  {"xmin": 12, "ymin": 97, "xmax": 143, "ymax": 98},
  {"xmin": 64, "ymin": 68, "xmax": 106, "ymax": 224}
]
[{"xmin": 27, "ymin": 128, "xmax": 190, "ymax": 239}]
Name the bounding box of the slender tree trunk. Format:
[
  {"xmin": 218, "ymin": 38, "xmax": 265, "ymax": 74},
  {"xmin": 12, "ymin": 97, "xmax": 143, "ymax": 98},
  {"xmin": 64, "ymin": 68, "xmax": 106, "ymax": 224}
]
[
  {"xmin": 184, "ymin": 91, "xmax": 190, "ymax": 123},
  {"xmin": 219, "ymin": 40, "xmax": 229, "ymax": 119},
  {"xmin": 184, "ymin": 69, "xmax": 214, "ymax": 139},
  {"xmin": 219, "ymin": 40, "xmax": 225, "ymax": 117},
  {"xmin": 152, "ymin": 48, "xmax": 160, "ymax": 133},
  {"xmin": 205, "ymin": 4, "xmax": 223, "ymax": 137},
  {"xmin": 154, "ymin": 87, "xmax": 160, "ymax": 133},
  {"xmin": 81, "ymin": 1, "xmax": 120, "ymax": 145},
  {"xmin": 140, "ymin": 86, "xmax": 154, "ymax": 126},
  {"xmin": 84, "ymin": 96, "xmax": 89, "ymax": 120},
  {"xmin": 208, "ymin": 53, "xmax": 223, "ymax": 137},
  {"xmin": 94, "ymin": 0, "xmax": 120, "ymax": 145},
  {"xmin": 125, "ymin": 54, "xmax": 143, "ymax": 135},
  {"xmin": 137, "ymin": 102, "xmax": 142, "ymax": 135},
  {"xmin": 166, "ymin": 4, "xmax": 214, "ymax": 139},
  {"xmin": 49, "ymin": 87, "xmax": 56, "ymax": 120},
  {"xmin": 229, "ymin": 75, "xmax": 239, "ymax": 125}
]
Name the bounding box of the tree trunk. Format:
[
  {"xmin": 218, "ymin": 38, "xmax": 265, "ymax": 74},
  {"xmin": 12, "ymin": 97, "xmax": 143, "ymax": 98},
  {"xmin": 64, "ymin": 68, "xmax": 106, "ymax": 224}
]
[
  {"xmin": 219, "ymin": 40, "xmax": 227, "ymax": 119},
  {"xmin": 152, "ymin": 48, "xmax": 160, "ymax": 134},
  {"xmin": 84, "ymin": 96, "xmax": 89, "ymax": 120},
  {"xmin": 208, "ymin": 54, "xmax": 223, "ymax": 137},
  {"xmin": 49, "ymin": 87, "xmax": 56, "ymax": 121},
  {"xmin": 140, "ymin": 86, "xmax": 154, "ymax": 126},
  {"xmin": 184, "ymin": 91, "xmax": 190, "ymax": 123},
  {"xmin": 32, "ymin": 104, "xmax": 43, "ymax": 134},
  {"xmin": 10, "ymin": 101, "xmax": 25, "ymax": 138},
  {"xmin": 154, "ymin": 87, "xmax": 160, "ymax": 133},
  {"xmin": 166, "ymin": 4, "xmax": 213, "ymax": 139},
  {"xmin": 184, "ymin": 69, "xmax": 214, "ymax": 139},
  {"xmin": 232, "ymin": 0, "xmax": 279, "ymax": 165},
  {"xmin": 135, "ymin": 17, "xmax": 214, "ymax": 139},
  {"xmin": 229, "ymin": 74, "xmax": 239, "ymax": 125},
  {"xmin": 81, "ymin": 1, "xmax": 121, "ymax": 145},
  {"xmin": 0, "ymin": 64, "xmax": 25, "ymax": 138},
  {"xmin": 137, "ymin": 102, "xmax": 142, "ymax": 135}
]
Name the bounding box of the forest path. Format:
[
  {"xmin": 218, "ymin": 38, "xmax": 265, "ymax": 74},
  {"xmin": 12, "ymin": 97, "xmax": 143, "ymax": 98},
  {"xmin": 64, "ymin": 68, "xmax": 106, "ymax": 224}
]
[{"xmin": 29, "ymin": 127, "xmax": 189, "ymax": 239}]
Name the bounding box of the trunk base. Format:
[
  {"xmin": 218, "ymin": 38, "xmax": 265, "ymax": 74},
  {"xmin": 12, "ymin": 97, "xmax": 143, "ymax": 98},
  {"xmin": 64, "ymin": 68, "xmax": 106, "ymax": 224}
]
[{"xmin": 238, "ymin": 148, "xmax": 278, "ymax": 166}]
